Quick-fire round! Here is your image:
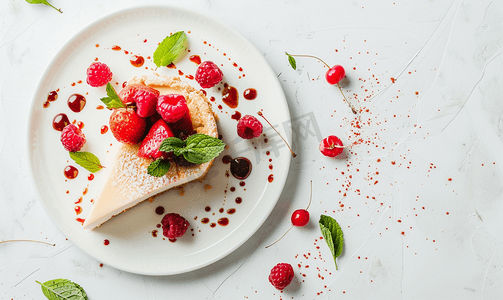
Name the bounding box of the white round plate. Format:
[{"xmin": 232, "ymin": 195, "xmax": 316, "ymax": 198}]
[{"xmin": 27, "ymin": 5, "xmax": 291, "ymax": 275}]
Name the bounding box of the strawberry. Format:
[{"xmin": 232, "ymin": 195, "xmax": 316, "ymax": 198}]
[
  {"xmin": 109, "ymin": 108, "xmax": 146, "ymax": 144},
  {"xmin": 138, "ymin": 119, "xmax": 174, "ymax": 160}
]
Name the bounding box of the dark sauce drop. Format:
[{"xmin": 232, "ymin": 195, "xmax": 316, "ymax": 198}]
[
  {"xmin": 222, "ymin": 85, "xmax": 239, "ymax": 108},
  {"xmin": 235, "ymin": 197, "xmax": 242, "ymax": 204},
  {"xmin": 152, "ymin": 230, "xmax": 158, "ymax": 238},
  {"xmin": 104, "ymin": 239, "xmax": 110, "ymax": 245},
  {"xmin": 205, "ymin": 206, "xmax": 211, "ymax": 212},
  {"xmin": 155, "ymin": 206, "xmax": 165, "ymax": 215},
  {"xmin": 230, "ymin": 157, "xmax": 252, "ymax": 180},
  {"xmin": 67, "ymin": 94, "xmax": 86, "ymax": 113},
  {"xmin": 130, "ymin": 55, "xmax": 145, "ymax": 67},
  {"xmin": 227, "ymin": 208, "xmax": 236, "ymax": 214},
  {"xmin": 201, "ymin": 218, "xmax": 210, "ymax": 224},
  {"xmin": 231, "ymin": 111, "xmax": 241, "ymax": 121},
  {"xmin": 243, "ymin": 88, "xmax": 257, "ymax": 100},
  {"xmin": 53, "ymin": 113, "xmax": 70, "ymax": 131},
  {"xmin": 189, "ymin": 55, "xmax": 201, "ymax": 64},
  {"xmin": 167, "ymin": 63, "xmax": 176, "ymax": 69},
  {"xmin": 218, "ymin": 218, "xmax": 229, "ymax": 226},
  {"xmin": 64, "ymin": 166, "xmax": 78, "ymax": 179},
  {"xmin": 222, "ymin": 155, "xmax": 232, "ymax": 164}
]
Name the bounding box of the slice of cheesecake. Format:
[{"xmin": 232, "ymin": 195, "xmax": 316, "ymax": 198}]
[{"xmin": 83, "ymin": 75, "xmax": 218, "ymax": 230}]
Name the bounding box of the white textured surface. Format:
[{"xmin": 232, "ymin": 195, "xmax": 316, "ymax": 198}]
[{"xmin": 2, "ymin": 0, "xmax": 503, "ymax": 299}]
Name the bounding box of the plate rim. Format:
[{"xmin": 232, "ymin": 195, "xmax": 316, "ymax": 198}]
[{"xmin": 26, "ymin": 4, "xmax": 292, "ymax": 275}]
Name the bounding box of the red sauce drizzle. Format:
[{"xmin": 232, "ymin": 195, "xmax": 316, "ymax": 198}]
[
  {"xmin": 104, "ymin": 239, "xmax": 110, "ymax": 245},
  {"xmin": 48, "ymin": 91, "xmax": 58, "ymax": 102},
  {"xmin": 53, "ymin": 113, "xmax": 70, "ymax": 131},
  {"xmin": 75, "ymin": 206, "xmax": 82, "ymax": 215},
  {"xmin": 243, "ymin": 88, "xmax": 257, "ymax": 100},
  {"xmin": 112, "ymin": 45, "xmax": 121, "ymax": 51},
  {"xmin": 231, "ymin": 111, "xmax": 241, "ymax": 121},
  {"xmin": 235, "ymin": 197, "xmax": 242, "ymax": 204},
  {"xmin": 268, "ymin": 174, "xmax": 274, "ymax": 183},
  {"xmin": 227, "ymin": 208, "xmax": 236, "ymax": 214},
  {"xmin": 222, "ymin": 85, "xmax": 239, "ymax": 108},
  {"xmin": 201, "ymin": 218, "xmax": 210, "ymax": 224},
  {"xmin": 64, "ymin": 166, "xmax": 78, "ymax": 179},
  {"xmin": 88, "ymin": 174, "xmax": 94, "ymax": 181},
  {"xmin": 218, "ymin": 218, "xmax": 229, "ymax": 226},
  {"xmin": 189, "ymin": 55, "xmax": 201, "ymax": 64},
  {"xmin": 101, "ymin": 125, "xmax": 108, "ymax": 134},
  {"xmin": 67, "ymin": 94, "xmax": 86, "ymax": 113},
  {"xmin": 155, "ymin": 206, "xmax": 165, "ymax": 215},
  {"xmin": 130, "ymin": 55, "xmax": 145, "ymax": 67}
]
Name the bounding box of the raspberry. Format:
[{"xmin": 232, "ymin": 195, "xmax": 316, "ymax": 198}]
[
  {"xmin": 195, "ymin": 61, "xmax": 223, "ymax": 88},
  {"xmin": 86, "ymin": 62, "xmax": 113, "ymax": 87},
  {"xmin": 319, "ymin": 135, "xmax": 344, "ymax": 157},
  {"xmin": 156, "ymin": 94, "xmax": 188, "ymax": 123},
  {"xmin": 60, "ymin": 124, "xmax": 86, "ymax": 152},
  {"xmin": 118, "ymin": 84, "xmax": 160, "ymax": 107},
  {"xmin": 109, "ymin": 108, "xmax": 146, "ymax": 144},
  {"xmin": 268, "ymin": 263, "xmax": 294, "ymax": 290},
  {"xmin": 161, "ymin": 213, "xmax": 190, "ymax": 241},
  {"xmin": 237, "ymin": 115, "xmax": 263, "ymax": 139}
]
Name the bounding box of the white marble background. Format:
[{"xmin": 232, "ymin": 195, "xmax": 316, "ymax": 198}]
[{"xmin": 2, "ymin": 0, "xmax": 503, "ymax": 299}]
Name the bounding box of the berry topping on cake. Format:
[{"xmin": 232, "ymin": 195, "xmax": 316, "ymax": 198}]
[
  {"xmin": 156, "ymin": 94, "xmax": 189, "ymax": 123},
  {"xmin": 86, "ymin": 62, "xmax": 113, "ymax": 87},
  {"xmin": 161, "ymin": 213, "xmax": 190, "ymax": 241},
  {"xmin": 138, "ymin": 119, "xmax": 174, "ymax": 160},
  {"xmin": 109, "ymin": 108, "xmax": 146, "ymax": 145},
  {"xmin": 268, "ymin": 263, "xmax": 294, "ymax": 290},
  {"xmin": 61, "ymin": 124, "xmax": 86, "ymax": 152},
  {"xmin": 237, "ymin": 115, "xmax": 263, "ymax": 139},
  {"xmin": 169, "ymin": 108, "xmax": 194, "ymax": 140},
  {"xmin": 118, "ymin": 84, "xmax": 160, "ymax": 106},
  {"xmin": 319, "ymin": 135, "xmax": 344, "ymax": 157},
  {"xmin": 134, "ymin": 89, "xmax": 159, "ymax": 118},
  {"xmin": 195, "ymin": 61, "xmax": 223, "ymax": 88}
]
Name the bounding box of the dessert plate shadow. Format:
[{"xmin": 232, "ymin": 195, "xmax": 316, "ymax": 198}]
[{"xmin": 27, "ymin": 5, "xmax": 291, "ymax": 275}]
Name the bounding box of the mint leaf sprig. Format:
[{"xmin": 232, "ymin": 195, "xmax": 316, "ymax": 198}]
[
  {"xmin": 153, "ymin": 31, "xmax": 188, "ymax": 67},
  {"xmin": 36, "ymin": 278, "xmax": 88, "ymax": 300},
  {"xmin": 147, "ymin": 134, "xmax": 225, "ymax": 177},
  {"xmin": 100, "ymin": 83, "xmax": 126, "ymax": 109},
  {"xmin": 160, "ymin": 134, "xmax": 226, "ymax": 164},
  {"xmin": 69, "ymin": 152, "xmax": 104, "ymax": 173},
  {"xmin": 319, "ymin": 215, "xmax": 344, "ymax": 270},
  {"xmin": 26, "ymin": 0, "xmax": 62, "ymax": 13}
]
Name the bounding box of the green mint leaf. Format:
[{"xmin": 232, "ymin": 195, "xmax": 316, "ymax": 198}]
[
  {"xmin": 36, "ymin": 279, "xmax": 87, "ymax": 300},
  {"xmin": 182, "ymin": 134, "xmax": 226, "ymax": 164},
  {"xmin": 286, "ymin": 52, "xmax": 296, "ymax": 70},
  {"xmin": 69, "ymin": 152, "xmax": 104, "ymax": 173},
  {"xmin": 100, "ymin": 83, "xmax": 125, "ymax": 109},
  {"xmin": 153, "ymin": 31, "xmax": 187, "ymax": 67},
  {"xmin": 26, "ymin": 0, "xmax": 62, "ymax": 13},
  {"xmin": 159, "ymin": 137, "xmax": 186, "ymax": 154},
  {"xmin": 147, "ymin": 159, "xmax": 171, "ymax": 177},
  {"xmin": 319, "ymin": 215, "xmax": 344, "ymax": 270}
]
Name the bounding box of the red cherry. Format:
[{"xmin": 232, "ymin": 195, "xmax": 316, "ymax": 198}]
[
  {"xmin": 325, "ymin": 65, "xmax": 345, "ymax": 85},
  {"xmin": 319, "ymin": 135, "xmax": 344, "ymax": 157},
  {"xmin": 291, "ymin": 209, "xmax": 309, "ymax": 227}
]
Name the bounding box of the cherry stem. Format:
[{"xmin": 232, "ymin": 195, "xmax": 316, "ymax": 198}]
[
  {"xmin": 306, "ymin": 180, "xmax": 312, "ymax": 210},
  {"xmin": 265, "ymin": 226, "xmax": 293, "ymax": 249},
  {"xmin": 337, "ymin": 83, "xmax": 358, "ymax": 114},
  {"xmin": 286, "ymin": 53, "xmax": 330, "ymax": 69},
  {"xmin": 257, "ymin": 111, "xmax": 297, "ymax": 158},
  {"xmin": 0, "ymin": 239, "xmax": 55, "ymax": 246}
]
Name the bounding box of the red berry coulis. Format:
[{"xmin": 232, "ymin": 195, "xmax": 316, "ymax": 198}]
[
  {"xmin": 53, "ymin": 113, "xmax": 70, "ymax": 131},
  {"xmin": 67, "ymin": 94, "xmax": 86, "ymax": 113}
]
